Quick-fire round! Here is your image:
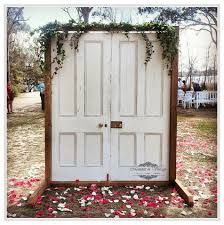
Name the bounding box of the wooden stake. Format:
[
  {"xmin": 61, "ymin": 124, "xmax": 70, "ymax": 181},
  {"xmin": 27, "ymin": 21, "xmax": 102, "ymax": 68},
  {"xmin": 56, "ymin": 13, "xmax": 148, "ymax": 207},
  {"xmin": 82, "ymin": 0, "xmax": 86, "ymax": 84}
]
[
  {"xmin": 27, "ymin": 180, "xmax": 48, "ymax": 205},
  {"xmin": 174, "ymin": 179, "xmax": 194, "ymax": 207}
]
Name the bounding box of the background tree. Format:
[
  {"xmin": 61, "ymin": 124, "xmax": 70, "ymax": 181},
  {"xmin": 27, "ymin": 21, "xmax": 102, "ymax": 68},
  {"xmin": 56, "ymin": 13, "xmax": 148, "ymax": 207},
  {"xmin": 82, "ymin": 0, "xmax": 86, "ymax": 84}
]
[
  {"xmin": 92, "ymin": 7, "xmax": 119, "ymax": 23},
  {"xmin": 7, "ymin": 7, "xmax": 29, "ymax": 81},
  {"xmin": 7, "ymin": 7, "xmax": 43, "ymax": 94},
  {"xmin": 185, "ymin": 42, "xmax": 198, "ymax": 90},
  {"xmin": 9, "ymin": 33, "xmax": 43, "ymax": 94},
  {"xmin": 203, "ymin": 43, "xmax": 212, "ymax": 85},
  {"xmin": 138, "ymin": 7, "xmax": 217, "ymax": 47},
  {"xmin": 62, "ymin": 7, "xmax": 93, "ymax": 23}
]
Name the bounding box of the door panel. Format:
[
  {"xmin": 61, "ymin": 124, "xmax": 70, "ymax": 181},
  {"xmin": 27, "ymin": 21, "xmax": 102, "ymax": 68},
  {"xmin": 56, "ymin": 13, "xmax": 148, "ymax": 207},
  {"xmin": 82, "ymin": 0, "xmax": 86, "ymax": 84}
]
[
  {"xmin": 52, "ymin": 32, "xmax": 170, "ymax": 182},
  {"xmin": 52, "ymin": 33, "xmax": 111, "ymax": 181},
  {"xmin": 119, "ymin": 41, "xmax": 137, "ymax": 116},
  {"xmin": 84, "ymin": 41, "xmax": 103, "ymax": 116},
  {"xmin": 110, "ymin": 33, "xmax": 170, "ymax": 181}
]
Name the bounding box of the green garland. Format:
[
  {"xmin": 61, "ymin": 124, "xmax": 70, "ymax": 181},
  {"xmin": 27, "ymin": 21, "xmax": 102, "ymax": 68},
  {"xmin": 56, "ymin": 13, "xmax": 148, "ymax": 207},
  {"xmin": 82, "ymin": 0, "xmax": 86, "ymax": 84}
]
[{"xmin": 34, "ymin": 21, "xmax": 178, "ymax": 76}]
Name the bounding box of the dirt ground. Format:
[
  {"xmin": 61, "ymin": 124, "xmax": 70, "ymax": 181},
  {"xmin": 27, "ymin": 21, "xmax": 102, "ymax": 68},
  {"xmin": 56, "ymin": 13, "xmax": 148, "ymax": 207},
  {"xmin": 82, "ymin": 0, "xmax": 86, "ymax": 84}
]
[
  {"xmin": 6, "ymin": 94, "xmax": 217, "ymax": 218},
  {"xmin": 7, "ymin": 92, "xmax": 45, "ymax": 207}
]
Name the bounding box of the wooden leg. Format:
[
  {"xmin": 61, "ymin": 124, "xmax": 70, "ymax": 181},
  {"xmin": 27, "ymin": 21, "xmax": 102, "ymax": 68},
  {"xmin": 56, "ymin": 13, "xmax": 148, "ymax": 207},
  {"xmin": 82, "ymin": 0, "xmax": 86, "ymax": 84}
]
[
  {"xmin": 174, "ymin": 179, "xmax": 194, "ymax": 206},
  {"xmin": 27, "ymin": 180, "xmax": 49, "ymax": 205}
]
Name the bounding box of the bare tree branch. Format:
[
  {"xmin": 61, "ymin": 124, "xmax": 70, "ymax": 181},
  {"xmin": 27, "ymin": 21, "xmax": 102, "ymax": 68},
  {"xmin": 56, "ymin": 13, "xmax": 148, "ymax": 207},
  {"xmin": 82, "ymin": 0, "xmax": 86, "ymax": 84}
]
[{"xmin": 62, "ymin": 7, "xmax": 75, "ymax": 21}]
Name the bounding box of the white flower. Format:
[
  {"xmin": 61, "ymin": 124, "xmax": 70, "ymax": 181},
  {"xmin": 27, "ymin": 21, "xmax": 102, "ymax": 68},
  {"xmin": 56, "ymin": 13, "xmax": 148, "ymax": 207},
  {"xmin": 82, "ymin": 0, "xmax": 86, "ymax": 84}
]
[
  {"xmin": 101, "ymin": 186, "xmax": 110, "ymax": 191},
  {"xmin": 57, "ymin": 207, "xmax": 72, "ymax": 212},
  {"xmin": 126, "ymin": 205, "xmax": 131, "ymax": 209},
  {"xmin": 130, "ymin": 190, "xmax": 135, "ymax": 194},
  {"xmin": 145, "ymin": 186, "xmax": 150, "ymax": 190},
  {"xmin": 110, "ymin": 209, "xmax": 115, "ymax": 213},
  {"xmin": 114, "ymin": 199, "xmax": 119, "ymax": 203},
  {"xmin": 133, "ymin": 194, "xmax": 139, "ymax": 200},
  {"xmin": 130, "ymin": 212, "xmax": 136, "ymax": 216},
  {"xmin": 130, "ymin": 209, "xmax": 135, "ymax": 213},
  {"xmin": 136, "ymin": 185, "xmax": 144, "ymax": 189},
  {"xmin": 59, "ymin": 196, "xmax": 66, "ymax": 200},
  {"xmin": 158, "ymin": 196, "xmax": 163, "ymax": 201},
  {"xmin": 122, "ymin": 195, "xmax": 131, "ymax": 199},
  {"xmin": 74, "ymin": 187, "xmax": 81, "ymax": 191},
  {"xmin": 58, "ymin": 203, "xmax": 66, "ymax": 208},
  {"xmin": 92, "ymin": 192, "xmax": 96, "ymax": 196},
  {"xmin": 105, "ymin": 213, "xmax": 111, "ymax": 217}
]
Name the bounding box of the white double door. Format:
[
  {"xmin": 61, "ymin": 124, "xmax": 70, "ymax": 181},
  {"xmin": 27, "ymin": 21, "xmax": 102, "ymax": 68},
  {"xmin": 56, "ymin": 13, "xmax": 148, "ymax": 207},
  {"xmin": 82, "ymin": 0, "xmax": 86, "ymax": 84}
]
[{"xmin": 52, "ymin": 33, "xmax": 170, "ymax": 181}]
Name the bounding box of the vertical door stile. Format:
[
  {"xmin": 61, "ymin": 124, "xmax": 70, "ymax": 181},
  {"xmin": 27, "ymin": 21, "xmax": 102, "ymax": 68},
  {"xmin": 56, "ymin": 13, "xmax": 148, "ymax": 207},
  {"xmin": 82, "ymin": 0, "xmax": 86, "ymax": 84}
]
[{"xmin": 136, "ymin": 37, "xmax": 145, "ymax": 166}]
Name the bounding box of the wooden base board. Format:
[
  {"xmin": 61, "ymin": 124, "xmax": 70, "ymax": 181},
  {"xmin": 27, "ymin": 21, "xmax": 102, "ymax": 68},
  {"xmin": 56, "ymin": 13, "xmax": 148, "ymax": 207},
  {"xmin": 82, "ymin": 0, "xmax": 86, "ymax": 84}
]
[
  {"xmin": 49, "ymin": 181, "xmax": 170, "ymax": 187},
  {"xmin": 27, "ymin": 180, "xmax": 48, "ymax": 205},
  {"xmin": 174, "ymin": 179, "xmax": 194, "ymax": 207}
]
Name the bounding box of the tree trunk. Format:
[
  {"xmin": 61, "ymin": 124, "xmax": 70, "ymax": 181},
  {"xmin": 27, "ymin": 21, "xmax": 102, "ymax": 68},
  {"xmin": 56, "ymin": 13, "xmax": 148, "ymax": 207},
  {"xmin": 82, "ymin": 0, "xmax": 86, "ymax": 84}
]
[{"xmin": 83, "ymin": 13, "xmax": 89, "ymax": 23}]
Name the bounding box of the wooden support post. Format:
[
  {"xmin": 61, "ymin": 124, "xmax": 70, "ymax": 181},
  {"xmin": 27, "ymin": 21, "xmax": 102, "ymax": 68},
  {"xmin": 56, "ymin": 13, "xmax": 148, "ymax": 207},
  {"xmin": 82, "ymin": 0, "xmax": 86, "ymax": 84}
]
[
  {"xmin": 45, "ymin": 40, "xmax": 52, "ymax": 184},
  {"xmin": 174, "ymin": 179, "xmax": 194, "ymax": 206},
  {"xmin": 27, "ymin": 180, "xmax": 48, "ymax": 205},
  {"xmin": 169, "ymin": 27, "xmax": 179, "ymax": 182}
]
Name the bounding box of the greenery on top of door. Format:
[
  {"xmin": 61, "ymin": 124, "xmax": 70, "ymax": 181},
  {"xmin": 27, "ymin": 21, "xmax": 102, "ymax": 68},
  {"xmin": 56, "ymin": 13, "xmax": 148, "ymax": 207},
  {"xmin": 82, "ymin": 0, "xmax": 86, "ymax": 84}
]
[{"xmin": 33, "ymin": 21, "xmax": 178, "ymax": 78}]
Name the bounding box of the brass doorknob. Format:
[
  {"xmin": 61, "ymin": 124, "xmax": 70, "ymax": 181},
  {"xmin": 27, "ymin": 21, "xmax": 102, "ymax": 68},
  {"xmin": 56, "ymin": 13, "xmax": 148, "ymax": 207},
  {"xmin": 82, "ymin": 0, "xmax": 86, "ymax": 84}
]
[{"xmin": 98, "ymin": 123, "xmax": 104, "ymax": 128}]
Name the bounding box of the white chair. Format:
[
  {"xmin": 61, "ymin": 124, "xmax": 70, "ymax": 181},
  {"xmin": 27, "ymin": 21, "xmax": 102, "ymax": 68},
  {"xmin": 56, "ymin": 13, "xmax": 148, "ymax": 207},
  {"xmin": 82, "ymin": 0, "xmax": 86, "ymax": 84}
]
[
  {"xmin": 177, "ymin": 89, "xmax": 185, "ymax": 106},
  {"xmin": 183, "ymin": 92, "xmax": 194, "ymax": 109},
  {"xmin": 194, "ymin": 91, "xmax": 208, "ymax": 109}
]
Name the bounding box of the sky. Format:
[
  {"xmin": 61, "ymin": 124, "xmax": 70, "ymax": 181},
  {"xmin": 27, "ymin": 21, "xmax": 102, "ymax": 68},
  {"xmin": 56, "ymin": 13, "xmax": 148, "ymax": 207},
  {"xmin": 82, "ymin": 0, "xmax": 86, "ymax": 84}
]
[{"xmin": 23, "ymin": 6, "xmax": 217, "ymax": 71}]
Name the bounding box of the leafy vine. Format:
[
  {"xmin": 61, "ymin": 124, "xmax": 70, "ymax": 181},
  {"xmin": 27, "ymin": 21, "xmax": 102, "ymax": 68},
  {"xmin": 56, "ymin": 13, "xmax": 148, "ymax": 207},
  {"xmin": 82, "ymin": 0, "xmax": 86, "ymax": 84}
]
[
  {"xmin": 141, "ymin": 33, "xmax": 155, "ymax": 64},
  {"xmin": 34, "ymin": 21, "xmax": 178, "ymax": 77}
]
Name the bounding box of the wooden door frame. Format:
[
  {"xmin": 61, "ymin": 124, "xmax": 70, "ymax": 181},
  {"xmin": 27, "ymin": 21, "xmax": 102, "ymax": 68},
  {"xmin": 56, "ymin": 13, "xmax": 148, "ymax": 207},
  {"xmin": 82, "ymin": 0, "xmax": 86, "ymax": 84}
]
[{"xmin": 28, "ymin": 28, "xmax": 193, "ymax": 206}]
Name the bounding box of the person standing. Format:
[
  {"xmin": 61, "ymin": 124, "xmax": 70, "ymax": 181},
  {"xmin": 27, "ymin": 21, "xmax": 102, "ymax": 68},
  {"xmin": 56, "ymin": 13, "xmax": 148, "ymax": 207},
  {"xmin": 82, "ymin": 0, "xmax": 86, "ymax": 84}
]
[
  {"xmin": 37, "ymin": 81, "xmax": 45, "ymax": 110},
  {"xmin": 182, "ymin": 80, "xmax": 187, "ymax": 93},
  {"xmin": 178, "ymin": 78, "xmax": 183, "ymax": 89},
  {"xmin": 7, "ymin": 80, "xmax": 14, "ymax": 113}
]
